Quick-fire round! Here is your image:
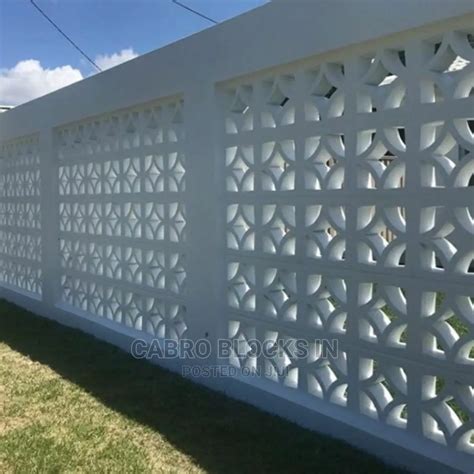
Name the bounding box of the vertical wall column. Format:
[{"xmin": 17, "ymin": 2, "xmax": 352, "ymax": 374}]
[
  {"xmin": 183, "ymin": 83, "xmax": 223, "ymax": 368},
  {"xmin": 39, "ymin": 127, "xmax": 60, "ymax": 309}
]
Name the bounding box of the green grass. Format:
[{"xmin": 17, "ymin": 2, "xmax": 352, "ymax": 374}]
[{"xmin": 0, "ymin": 299, "xmax": 404, "ymax": 474}]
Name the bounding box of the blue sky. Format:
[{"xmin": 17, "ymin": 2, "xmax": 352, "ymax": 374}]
[{"xmin": 0, "ymin": 0, "xmax": 268, "ymax": 105}]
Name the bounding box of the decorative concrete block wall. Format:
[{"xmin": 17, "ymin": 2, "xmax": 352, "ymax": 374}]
[
  {"xmin": 219, "ymin": 30, "xmax": 474, "ymax": 455},
  {"xmin": 1, "ymin": 1, "xmax": 473, "ymax": 471},
  {"xmin": 55, "ymin": 98, "xmax": 187, "ymax": 338},
  {"xmin": 0, "ymin": 136, "xmax": 42, "ymax": 295}
]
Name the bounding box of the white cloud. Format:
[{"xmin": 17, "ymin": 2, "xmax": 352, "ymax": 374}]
[
  {"xmin": 0, "ymin": 48, "xmax": 139, "ymax": 106},
  {"xmin": 0, "ymin": 59, "xmax": 83, "ymax": 106},
  {"xmin": 94, "ymin": 48, "xmax": 138, "ymax": 71}
]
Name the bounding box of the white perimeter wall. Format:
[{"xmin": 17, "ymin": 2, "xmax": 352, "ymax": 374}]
[{"xmin": 1, "ymin": 1, "xmax": 474, "ymax": 472}]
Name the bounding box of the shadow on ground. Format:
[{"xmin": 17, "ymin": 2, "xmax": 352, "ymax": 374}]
[{"xmin": 0, "ymin": 299, "xmax": 403, "ymax": 473}]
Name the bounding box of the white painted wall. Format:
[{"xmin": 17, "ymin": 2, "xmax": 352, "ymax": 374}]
[{"xmin": 1, "ymin": 1, "xmax": 474, "ymax": 472}]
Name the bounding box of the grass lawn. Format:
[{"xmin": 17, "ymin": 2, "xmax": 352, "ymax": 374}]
[{"xmin": 0, "ymin": 299, "xmax": 404, "ymax": 473}]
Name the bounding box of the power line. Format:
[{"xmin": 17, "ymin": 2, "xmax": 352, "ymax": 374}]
[
  {"xmin": 28, "ymin": 0, "xmax": 102, "ymax": 72},
  {"xmin": 171, "ymin": 0, "xmax": 218, "ymax": 25},
  {"xmin": 28, "ymin": 0, "xmax": 217, "ymax": 72}
]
